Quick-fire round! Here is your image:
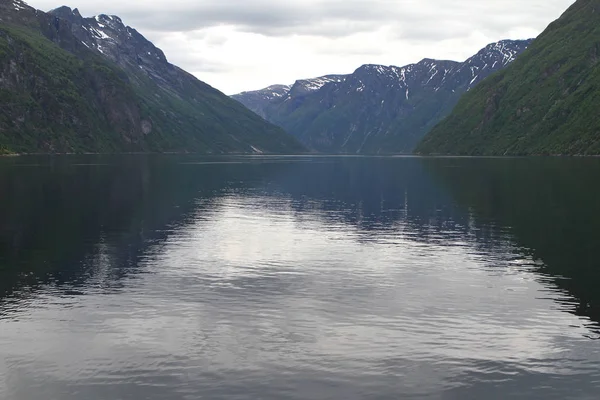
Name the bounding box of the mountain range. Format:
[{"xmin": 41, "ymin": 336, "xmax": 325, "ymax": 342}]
[
  {"xmin": 2, "ymin": 0, "xmax": 598, "ymax": 157},
  {"xmin": 233, "ymin": 39, "xmax": 531, "ymax": 154},
  {"xmin": 416, "ymin": 0, "xmax": 600, "ymax": 156},
  {"xmin": 0, "ymin": 0, "xmax": 304, "ymax": 154}
]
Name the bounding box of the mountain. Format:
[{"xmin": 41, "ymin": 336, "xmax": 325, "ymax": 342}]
[
  {"xmin": 0, "ymin": 0, "xmax": 304, "ymax": 154},
  {"xmin": 416, "ymin": 0, "xmax": 600, "ymax": 156},
  {"xmin": 233, "ymin": 40, "xmax": 531, "ymax": 154}
]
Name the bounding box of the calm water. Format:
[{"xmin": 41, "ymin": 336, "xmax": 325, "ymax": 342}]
[{"xmin": 1, "ymin": 155, "xmax": 600, "ymax": 400}]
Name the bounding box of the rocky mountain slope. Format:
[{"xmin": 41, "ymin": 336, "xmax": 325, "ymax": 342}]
[
  {"xmin": 233, "ymin": 40, "xmax": 531, "ymax": 154},
  {"xmin": 0, "ymin": 0, "xmax": 304, "ymax": 154},
  {"xmin": 416, "ymin": 0, "xmax": 600, "ymax": 156}
]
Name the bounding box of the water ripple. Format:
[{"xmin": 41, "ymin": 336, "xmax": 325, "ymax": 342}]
[{"xmin": 2, "ymin": 156, "xmax": 600, "ymax": 399}]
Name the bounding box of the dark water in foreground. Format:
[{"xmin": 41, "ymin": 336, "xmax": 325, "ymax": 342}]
[{"xmin": 1, "ymin": 155, "xmax": 600, "ymax": 400}]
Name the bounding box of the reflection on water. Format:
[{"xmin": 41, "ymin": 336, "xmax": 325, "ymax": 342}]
[{"xmin": 1, "ymin": 155, "xmax": 600, "ymax": 399}]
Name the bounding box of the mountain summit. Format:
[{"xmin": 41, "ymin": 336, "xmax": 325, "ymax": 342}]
[
  {"xmin": 233, "ymin": 39, "xmax": 531, "ymax": 154},
  {"xmin": 0, "ymin": 1, "xmax": 303, "ymax": 154}
]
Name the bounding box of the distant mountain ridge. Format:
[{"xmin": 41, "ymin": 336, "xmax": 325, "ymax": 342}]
[
  {"xmin": 416, "ymin": 0, "xmax": 600, "ymax": 156},
  {"xmin": 233, "ymin": 39, "xmax": 531, "ymax": 154},
  {"xmin": 0, "ymin": 0, "xmax": 304, "ymax": 154}
]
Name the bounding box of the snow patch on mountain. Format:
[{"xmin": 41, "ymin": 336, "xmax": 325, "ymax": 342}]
[
  {"xmin": 232, "ymin": 38, "xmax": 533, "ymax": 154},
  {"xmin": 295, "ymin": 75, "xmax": 346, "ymax": 92},
  {"xmin": 12, "ymin": 0, "xmax": 27, "ymax": 11}
]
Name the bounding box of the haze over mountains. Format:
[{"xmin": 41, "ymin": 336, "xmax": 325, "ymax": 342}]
[
  {"xmin": 233, "ymin": 40, "xmax": 531, "ymax": 154},
  {"xmin": 0, "ymin": 0, "xmax": 304, "ymax": 154}
]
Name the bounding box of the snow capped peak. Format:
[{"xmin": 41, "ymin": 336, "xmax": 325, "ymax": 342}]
[
  {"xmin": 292, "ymin": 75, "xmax": 346, "ymax": 93},
  {"xmin": 265, "ymin": 84, "xmax": 292, "ymax": 97},
  {"xmin": 12, "ymin": 0, "xmax": 29, "ymax": 11},
  {"xmin": 471, "ymin": 39, "xmax": 533, "ymax": 66},
  {"xmin": 235, "ymin": 84, "xmax": 292, "ymax": 103},
  {"xmin": 92, "ymin": 13, "xmax": 126, "ymax": 34},
  {"xmin": 43, "ymin": 7, "xmax": 170, "ymax": 68},
  {"xmin": 95, "ymin": 14, "xmax": 123, "ymax": 25},
  {"xmin": 456, "ymin": 38, "xmax": 532, "ymax": 88},
  {"xmin": 357, "ymin": 64, "xmax": 414, "ymax": 84},
  {"xmin": 82, "ymin": 15, "xmax": 120, "ymax": 43},
  {"xmin": 360, "ymin": 64, "xmax": 392, "ymax": 75},
  {"xmin": 233, "ymin": 38, "xmax": 532, "ymax": 154},
  {"xmin": 266, "ymin": 84, "xmax": 291, "ymax": 91},
  {"xmin": 235, "ymin": 37, "xmax": 531, "ymax": 119}
]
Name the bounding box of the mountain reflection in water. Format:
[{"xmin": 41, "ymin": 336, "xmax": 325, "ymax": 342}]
[{"xmin": 1, "ymin": 155, "xmax": 599, "ymax": 400}]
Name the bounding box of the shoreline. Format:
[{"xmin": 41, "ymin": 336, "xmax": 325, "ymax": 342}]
[{"xmin": 2, "ymin": 152, "xmax": 600, "ymax": 158}]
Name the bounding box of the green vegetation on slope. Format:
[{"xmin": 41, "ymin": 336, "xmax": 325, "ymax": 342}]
[
  {"xmin": 0, "ymin": 3, "xmax": 304, "ymax": 154},
  {"xmin": 416, "ymin": 0, "xmax": 600, "ymax": 155},
  {"xmin": 0, "ymin": 24, "xmax": 139, "ymax": 153}
]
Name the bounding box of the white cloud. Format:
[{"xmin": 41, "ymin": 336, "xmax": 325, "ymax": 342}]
[{"xmin": 27, "ymin": 0, "xmax": 575, "ymax": 94}]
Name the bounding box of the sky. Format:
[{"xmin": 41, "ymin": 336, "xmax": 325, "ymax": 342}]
[{"xmin": 26, "ymin": 0, "xmax": 575, "ymax": 94}]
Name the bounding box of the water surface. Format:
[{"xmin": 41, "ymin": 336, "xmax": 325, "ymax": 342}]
[{"xmin": 1, "ymin": 155, "xmax": 600, "ymax": 399}]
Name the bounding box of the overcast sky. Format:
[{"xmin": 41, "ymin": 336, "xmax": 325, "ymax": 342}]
[{"xmin": 28, "ymin": 0, "xmax": 574, "ymax": 94}]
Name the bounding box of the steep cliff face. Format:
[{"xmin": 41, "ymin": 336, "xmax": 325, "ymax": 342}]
[
  {"xmin": 233, "ymin": 40, "xmax": 531, "ymax": 154},
  {"xmin": 0, "ymin": 0, "xmax": 304, "ymax": 154}
]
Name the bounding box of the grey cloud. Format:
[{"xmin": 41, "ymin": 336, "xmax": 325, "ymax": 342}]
[
  {"xmin": 124, "ymin": 1, "xmax": 388, "ymax": 38},
  {"xmin": 27, "ymin": 0, "xmax": 576, "ymax": 93},
  {"xmin": 113, "ymin": 0, "xmax": 574, "ymax": 40},
  {"xmin": 384, "ymin": 1, "xmax": 573, "ymax": 41},
  {"xmin": 32, "ymin": 0, "xmax": 574, "ymax": 41}
]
